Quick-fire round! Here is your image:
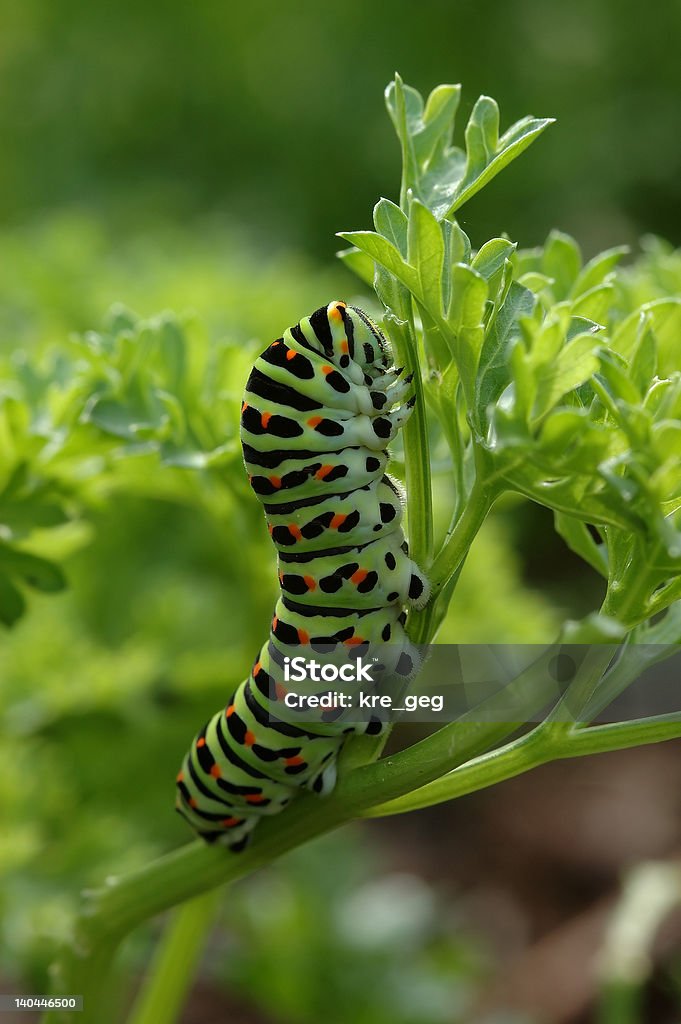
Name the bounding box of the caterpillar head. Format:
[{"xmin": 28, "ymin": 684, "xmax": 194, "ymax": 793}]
[{"xmin": 343, "ymin": 304, "xmax": 390, "ymax": 371}]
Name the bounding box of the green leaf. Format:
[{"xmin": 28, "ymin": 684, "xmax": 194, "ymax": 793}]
[
  {"xmin": 448, "ymin": 102, "xmax": 553, "ymax": 216},
  {"xmin": 444, "ymin": 264, "xmax": 487, "ymax": 390},
  {"xmin": 571, "ymin": 283, "xmax": 613, "ymax": 323},
  {"xmin": 385, "ymin": 80, "xmax": 461, "ymax": 171},
  {"xmin": 373, "ymin": 198, "xmax": 408, "ymax": 255},
  {"xmin": 555, "ymin": 512, "xmax": 609, "ymax": 578},
  {"xmin": 472, "ymin": 238, "xmax": 517, "ymax": 282},
  {"xmin": 385, "ymin": 76, "xmax": 553, "ymax": 221},
  {"xmin": 0, "ymin": 574, "xmax": 25, "ymax": 626},
  {"xmin": 0, "ymin": 545, "xmax": 66, "ymax": 592},
  {"xmin": 629, "ymin": 323, "xmax": 658, "ymax": 394},
  {"xmin": 571, "ymin": 246, "xmax": 629, "ymax": 298},
  {"xmin": 447, "ymin": 264, "xmax": 487, "ymax": 329},
  {"xmin": 475, "ymin": 281, "xmax": 535, "ymax": 429},
  {"xmin": 542, "ymin": 231, "xmax": 582, "ymax": 300},
  {"xmin": 407, "ymin": 199, "xmax": 445, "ymax": 316},
  {"xmin": 337, "ymin": 231, "xmax": 416, "ymax": 293},
  {"xmin": 612, "ymin": 299, "xmax": 681, "ymax": 373}
]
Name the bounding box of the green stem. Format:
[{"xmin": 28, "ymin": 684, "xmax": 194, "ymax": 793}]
[
  {"xmin": 365, "ymin": 712, "xmax": 681, "ymax": 818},
  {"xmin": 428, "ymin": 473, "xmax": 495, "ymax": 595},
  {"xmin": 385, "ymin": 314, "xmax": 433, "ymax": 571},
  {"xmin": 44, "ymin": 698, "xmax": 528, "ymax": 1024},
  {"xmin": 127, "ymin": 893, "xmax": 221, "ymax": 1024}
]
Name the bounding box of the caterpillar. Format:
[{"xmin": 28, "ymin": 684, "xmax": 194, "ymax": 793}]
[{"xmin": 175, "ymin": 300, "xmax": 429, "ymax": 850}]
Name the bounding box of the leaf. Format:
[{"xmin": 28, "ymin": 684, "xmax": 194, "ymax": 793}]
[
  {"xmin": 416, "ymin": 84, "xmax": 462, "ymax": 167},
  {"xmin": 0, "ymin": 545, "xmax": 66, "ymax": 592},
  {"xmin": 571, "ymin": 283, "xmax": 613, "ymax": 323},
  {"xmin": 373, "ymin": 198, "xmax": 408, "ymax": 255},
  {"xmin": 444, "ymin": 264, "xmax": 487, "ymax": 392},
  {"xmin": 337, "ymin": 231, "xmax": 417, "ymax": 293},
  {"xmin": 407, "ymin": 199, "xmax": 445, "ymax": 316},
  {"xmin": 0, "ymin": 574, "xmax": 25, "ymax": 627},
  {"xmin": 475, "ymin": 281, "xmax": 536, "ymax": 429},
  {"xmin": 447, "ymin": 103, "xmax": 553, "ymax": 216},
  {"xmin": 555, "ymin": 512, "xmax": 609, "ymax": 578},
  {"xmin": 159, "ymin": 317, "xmax": 187, "ymax": 397},
  {"xmin": 629, "ymin": 323, "xmax": 658, "ymax": 394},
  {"xmin": 571, "ymin": 245, "xmax": 629, "ymax": 298},
  {"xmin": 542, "ymin": 231, "xmax": 582, "ymax": 300},
  {"xmin": 472, "ymin": 238, "xmax": 517, "ymax": 282},
  {"xmin": 386, "ymin": 76, "xmax": 553, "ymax": 221},
  {"xmin": 613, "ymin": 299, "xmax": 681, "ymax": 373},
  {"xmin": 533, "ymin": 333, "xmax": 601, "ymax": 420}
]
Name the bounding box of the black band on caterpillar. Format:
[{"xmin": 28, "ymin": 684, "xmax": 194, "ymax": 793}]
[{"xmin": 176, "ymin": 301, "xmax": 429, "ymax": 849}]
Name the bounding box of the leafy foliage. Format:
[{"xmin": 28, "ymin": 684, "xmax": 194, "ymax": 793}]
[{"xmin": 340, "ymin": 75, "xmax": 681, "ymax": 643}]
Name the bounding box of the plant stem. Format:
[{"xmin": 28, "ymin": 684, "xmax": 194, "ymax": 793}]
[
  {"xmin": 385, "ymin": 314, "xmax": 434, "ymax": 571},
  {"xmin": 428, "ymin": 475, "xmax": 495, "ymax": 595},
  {"xmin": 126, "ymin": 893, "xmax": 221, "ymax": 1024},
  {"xmin": 364, "ymin": 713, "xmax": 681, "ymax": 818}
]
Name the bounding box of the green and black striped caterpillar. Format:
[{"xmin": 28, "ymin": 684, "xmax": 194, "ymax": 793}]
[{"xmin": 176, "ymin": 301, "xmax": 429, "ymax": 850}]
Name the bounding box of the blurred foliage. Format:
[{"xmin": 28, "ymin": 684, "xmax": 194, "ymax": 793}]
[
  {"xmin": 1, "ymin": 1, "xmax": 681, "ymax": 256},
  {"xmin": 214, "ymin": 831, "xmax": 487, "ymax": 1024}
]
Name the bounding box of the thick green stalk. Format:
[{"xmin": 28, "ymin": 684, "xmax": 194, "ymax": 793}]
[
  {"xmin": 126, "ymin": 893, "xmax": 221, "ymax": 1024},
  {"xmin": 44, "ymin": 709, "xmax": 518, "ymax": 1024}
]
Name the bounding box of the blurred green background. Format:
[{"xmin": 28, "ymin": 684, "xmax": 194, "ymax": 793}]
[{"xmin": 2, "ymin": 2, "xmax": 681, "ymax": 1022}]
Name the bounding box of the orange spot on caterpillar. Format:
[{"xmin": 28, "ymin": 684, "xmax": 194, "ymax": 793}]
[
  {"xmin": 351, "ymin": 569, "xmax": 368, "ymax": 585},
  {"xmin": 272, "ymin": 340, "xmax": 282, "ymax": 347},
  {"xmin": 197, "ymin": 737, "xmax": 206, "ymax": 747},
  {"xmin": 222, "ymin": 816, "xmax": 241, "ymax": 827},
  {"xmin": 297, "ymin": 628, "xmax": 310, "ymax": 644},
  {"xmin": 285, "ymin": 755, "xmax": 304, "ymax": 766},
  {"xmin": 245, "ymin": 793, "xmax": 266, "ymax": 804},
  {"xmin": 288, "ymin": 524, "xmax": 303, "ymax": 540},
  {"xmin": 210, "ymin": 763, "xmax": 222, "ymax": 778},
  {"xmin": 272, "ymin": 616, "xmax": 278, "ymax": 629},
  {"xmin": 315, "ymin": 465, "xmax": 334, "ymax": 480},
  {"xmin": 330, "ymin": 513, "xmax": 346, "ymax": 529},
  {"xmin": 253, "ymin": 661, "xmax": 262, "ymax": 676},
  {"xmin": 279, "ymin": 571, "xmax": 284, "ymax": 584},
  {"xmin": 303, "ymin": 575, "xmax": 316, "ymax": 591},
  {"xmin": 269, "ymin": 476, "xmax": 282, "ymax": 488},
  {"xmin": 261, "ymin": 411, "xmax": 272, "ymax": 429},
  {"xmin": 322, "ymin": 364, "xmax": 333, "ymax": 375},
  {"xmin": 176, "ymin": 771, "xmax": 184, "ymax": 783},
  {"xmin": 226, "ymin": 705, "xmax": 235, "ymax": 717},
  {"xmin": 189, "ymin": 797, "xmax": 198, "ymax": 808},
  {"xmin": 344, "ymin": 636, "xmax": 365, "ymax": 646},
  {"xmin": 329, "ymin": 303, "xmax": 345, "ymax": 320},
  {"xmin": 268, "ymin": 524, "xmax": 274, "ymax": 535},
  {"xmin": 275, "ymin": 683, "xmax": 288, "ymax": 701},
  {"xmin": 307, "ymin": 416, "xmax": 322, "ymax": 427},
  {"xmin": 244, "ymin": 731, "xmax": 256, "ymax": 747},
  {"xmin": 286, "ymin": 348, "xmax": 297, "ymax": 360},
  {"xmin": 241, "ymin": 401, "xmax": 248, "ymax": 412},
  {"xmin": 340, "ymin": 340, "xmax": 349, "ymax": 353}
]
